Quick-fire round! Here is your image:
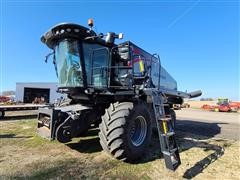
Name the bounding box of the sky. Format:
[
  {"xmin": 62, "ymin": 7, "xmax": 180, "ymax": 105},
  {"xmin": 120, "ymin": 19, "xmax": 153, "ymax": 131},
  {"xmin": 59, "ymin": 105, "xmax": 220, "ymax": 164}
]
[{"xmin": 0, "ymin": 0, "xmax": 239, "ymax": 100}]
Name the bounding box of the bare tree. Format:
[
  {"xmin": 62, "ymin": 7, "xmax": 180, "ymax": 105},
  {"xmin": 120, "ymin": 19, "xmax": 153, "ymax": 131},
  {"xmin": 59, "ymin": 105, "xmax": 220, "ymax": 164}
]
[{"xmin": 2, "ymin": 90, "xmax": 15, "ymax": 96}]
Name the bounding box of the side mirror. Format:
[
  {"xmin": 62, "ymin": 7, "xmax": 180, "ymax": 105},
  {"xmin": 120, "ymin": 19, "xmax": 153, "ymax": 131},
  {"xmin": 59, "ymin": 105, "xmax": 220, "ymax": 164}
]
[
  {"xmin": 105, "ymin": 32, "xmax": 124, "ymax": 44},
  {"xmin": 118, "ymin": 33, "xmax": 123, "ymax": 39},
  {"xmin": 105, "ymin": 32, "xmax": 115, "ymax": 44}
]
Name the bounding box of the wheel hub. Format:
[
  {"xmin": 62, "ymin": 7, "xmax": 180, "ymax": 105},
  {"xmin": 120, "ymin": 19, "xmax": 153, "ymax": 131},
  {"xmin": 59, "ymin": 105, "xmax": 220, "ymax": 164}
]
[{"xmin": 130, "ymin": 116, "xmax": 147, "ymax": 147}]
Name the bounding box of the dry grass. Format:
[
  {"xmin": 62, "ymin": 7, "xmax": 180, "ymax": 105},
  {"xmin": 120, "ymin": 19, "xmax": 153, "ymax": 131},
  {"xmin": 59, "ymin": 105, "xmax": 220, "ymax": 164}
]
[{"xmin": 0, "ymin": 119, "xmax": 239, "ymax": 179}]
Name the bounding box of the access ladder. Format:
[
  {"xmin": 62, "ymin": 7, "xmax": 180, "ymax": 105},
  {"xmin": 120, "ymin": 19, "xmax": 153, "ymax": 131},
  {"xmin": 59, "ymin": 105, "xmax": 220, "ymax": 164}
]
[{"xmin": 152, "ymin": 90, "xmax": 181, "ymax": 171}]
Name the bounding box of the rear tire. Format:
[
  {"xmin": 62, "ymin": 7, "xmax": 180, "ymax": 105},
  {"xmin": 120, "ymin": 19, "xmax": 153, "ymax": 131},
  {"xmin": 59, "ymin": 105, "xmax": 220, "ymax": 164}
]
[{"xmin": 99, "ymin": 101, "xmax": 152, "ymax": 161}]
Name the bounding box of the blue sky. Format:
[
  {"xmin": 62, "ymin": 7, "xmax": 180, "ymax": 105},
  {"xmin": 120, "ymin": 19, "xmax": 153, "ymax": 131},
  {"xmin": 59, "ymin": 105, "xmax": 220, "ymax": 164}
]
[{"xmin": 0, "ymin": 0, "xmax": 239, "ymax": 100}]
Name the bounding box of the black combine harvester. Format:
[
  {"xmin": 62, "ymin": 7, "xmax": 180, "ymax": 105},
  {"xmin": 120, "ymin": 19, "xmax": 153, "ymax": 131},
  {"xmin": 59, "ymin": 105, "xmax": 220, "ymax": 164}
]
[{"xmin": 38, "ymin": 19, "xmax": 201, "ymax": 170}]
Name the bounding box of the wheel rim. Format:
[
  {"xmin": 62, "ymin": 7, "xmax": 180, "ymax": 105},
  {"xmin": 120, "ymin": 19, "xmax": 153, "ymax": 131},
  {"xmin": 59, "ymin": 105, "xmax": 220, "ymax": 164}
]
[{"xmin": 130, "ymin": 116, "xmax": 147, "ymax": 147}]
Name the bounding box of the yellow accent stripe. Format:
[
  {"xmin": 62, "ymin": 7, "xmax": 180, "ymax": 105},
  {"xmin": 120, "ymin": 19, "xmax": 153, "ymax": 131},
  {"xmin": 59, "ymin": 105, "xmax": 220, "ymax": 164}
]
[
  {"xmin": 163, "ymin": 121, "xmax": 168, "ymax": 134},
  {"xmin": 139, "ymin": 60, "xmax": 144, "ymax": 72}
]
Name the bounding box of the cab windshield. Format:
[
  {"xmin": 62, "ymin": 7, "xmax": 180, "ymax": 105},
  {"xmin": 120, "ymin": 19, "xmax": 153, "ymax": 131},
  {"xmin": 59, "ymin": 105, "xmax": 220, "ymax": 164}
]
[
  {"xmin": 54, "ymin": 40, "xmax": 109, "ymax": 88},
  {"xmin": 54, "ymin": 40, "xmax": 83, "ymax": 87}
]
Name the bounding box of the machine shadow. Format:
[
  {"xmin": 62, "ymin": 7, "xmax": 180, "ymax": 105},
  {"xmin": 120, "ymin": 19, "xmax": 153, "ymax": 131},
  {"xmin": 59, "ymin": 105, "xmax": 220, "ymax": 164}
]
[
  {"xmin": 176, "ymin": 119, "xmax": 226, "ymax": 178},
  {"xmin": 181, "ymin": 140, "xmax": 225, "ymax": 179},
  {"xmin": 0, "ymin": 133, "xmax": 32, "ymax": 139},
  {"xmin": 1, "ymin": 115, "xmax": 37, "ymax": 121},
  {"xmin": 176, "ymin": 119, "xmax": 227, "ymax": 139},
  {"xmin": 66, "ymin": 119, "xmax": 225, "ymax": 178},
  {"xmin": 132, "ymin": 119, "xmax": 225, "ymax": 164},
  {"xmin": 66, "ymin": 129, "xmax": 102, "ymax": 153}
]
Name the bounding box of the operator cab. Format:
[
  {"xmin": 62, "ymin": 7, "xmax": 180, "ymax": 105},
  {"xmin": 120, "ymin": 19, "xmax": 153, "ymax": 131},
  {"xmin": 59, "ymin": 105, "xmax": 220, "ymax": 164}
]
[
  {"xmin": 41, "ymin": 20, "xmax": 175, "ymax": 99},
  {"xmin": 42, "ymin": 22, "xmax": 109, "ymax": 90},
  {"xmin": 41, "ymin": 22, "xmax": 134, "ymax": 96}
]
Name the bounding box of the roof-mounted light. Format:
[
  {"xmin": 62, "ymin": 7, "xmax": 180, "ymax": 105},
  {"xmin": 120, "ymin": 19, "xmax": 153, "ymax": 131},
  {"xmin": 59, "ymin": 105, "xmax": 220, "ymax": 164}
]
[{"xmin": 88, "ymin": 18, "xmax": 94, "ymax": 28}]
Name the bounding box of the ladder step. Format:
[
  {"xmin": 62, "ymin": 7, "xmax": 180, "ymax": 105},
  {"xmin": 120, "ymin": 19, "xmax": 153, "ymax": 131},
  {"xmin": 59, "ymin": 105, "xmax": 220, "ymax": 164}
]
[
  {"xmin": 158, "ymin": 117, "xmax": 172, "ymax": 121},
  {"xmin": 162, "ymin": 150, "xmax": 181, "ymax": 170},
  {"xmin": 162, "ymin": 149, "xmax": 178, "ymax": 156},
  {"xmin": 161, "ymin": 131, "xmax": 175, "ymax": 137},
  {"xmin": 170, "ymin": 148, "xmax": 178, "ymax": 153},
  {"xmin": 151, "ymin": 92, "xmax": 181, "ymax": 171},
  {"xmin": 154, "ymin": 104, "xmax": 169, "ymax": 106},
  {"xmin": 163, "ymin": 153, "xmax": 180, "ymax": 166}
]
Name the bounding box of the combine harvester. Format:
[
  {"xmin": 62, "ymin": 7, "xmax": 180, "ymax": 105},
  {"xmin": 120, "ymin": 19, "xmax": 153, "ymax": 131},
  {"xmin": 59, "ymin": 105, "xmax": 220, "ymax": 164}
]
[{"xmin": 37, "ymin": 19, "xmax": 202, "ymax": 170}]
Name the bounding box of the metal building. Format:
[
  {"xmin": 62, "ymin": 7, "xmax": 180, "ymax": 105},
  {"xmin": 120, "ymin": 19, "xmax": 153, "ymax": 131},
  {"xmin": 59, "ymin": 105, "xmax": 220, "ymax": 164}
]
[{"xmin": 15, "ymin": 82, "xmax": 64, "ymax": 103}]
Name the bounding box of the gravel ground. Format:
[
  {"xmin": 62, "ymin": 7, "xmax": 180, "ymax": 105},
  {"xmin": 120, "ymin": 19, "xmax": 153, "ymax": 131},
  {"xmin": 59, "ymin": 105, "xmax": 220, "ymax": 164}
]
[{"xmin": 176, "ymin": 108, "xmax": 240, "ymax": 140}]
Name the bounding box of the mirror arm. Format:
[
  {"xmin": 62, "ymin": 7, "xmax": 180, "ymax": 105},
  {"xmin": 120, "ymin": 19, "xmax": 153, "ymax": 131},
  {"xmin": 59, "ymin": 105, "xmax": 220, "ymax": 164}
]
[
  {"xmin": 45, "ymin": 51, "xmax": 54, "ymax": 63},
  {"xmin": 84, "ymin": 33, "xmax": 104, "ymax": 40},
  {"xmin": 52, "ymin": 50, "xmax": 56, "ymax": 64}
]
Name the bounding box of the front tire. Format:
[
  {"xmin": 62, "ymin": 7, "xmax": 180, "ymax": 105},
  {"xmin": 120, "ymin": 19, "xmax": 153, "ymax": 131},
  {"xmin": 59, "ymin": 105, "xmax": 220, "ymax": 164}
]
[{"xmin": 99, "ymin": 101, "xmax": 152, "ymax": 162}]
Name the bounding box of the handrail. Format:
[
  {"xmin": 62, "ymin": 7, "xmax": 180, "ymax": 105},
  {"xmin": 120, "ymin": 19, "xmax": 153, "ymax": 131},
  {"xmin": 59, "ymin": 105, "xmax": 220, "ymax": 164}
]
[{"xmin": 151, "ymin": 54, "xmax": 161, "ymax": 90}]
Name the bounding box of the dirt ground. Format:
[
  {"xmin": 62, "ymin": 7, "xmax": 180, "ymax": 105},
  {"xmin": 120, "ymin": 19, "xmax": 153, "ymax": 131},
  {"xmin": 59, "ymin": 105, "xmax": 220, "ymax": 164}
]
[
  {"xmin": 186, "ymin": 101, "xmax": 218, "ymax": 109},
  {"xmin": 0, "ymin": 110, "xmax": 239, "ymax": 179}
]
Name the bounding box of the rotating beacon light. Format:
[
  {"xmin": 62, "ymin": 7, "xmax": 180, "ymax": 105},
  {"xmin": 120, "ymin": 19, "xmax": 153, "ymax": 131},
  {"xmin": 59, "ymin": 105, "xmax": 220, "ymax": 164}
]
[{"xmin": 88, "ymin": 18, "xmax": 94, "ymax": 31}]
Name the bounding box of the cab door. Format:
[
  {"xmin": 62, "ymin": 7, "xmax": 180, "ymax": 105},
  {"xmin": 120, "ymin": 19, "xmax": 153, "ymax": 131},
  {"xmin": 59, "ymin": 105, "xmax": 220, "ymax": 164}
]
[{"xmin": 91, "ymin": 48, "xmax": 109, "ymax": 87}]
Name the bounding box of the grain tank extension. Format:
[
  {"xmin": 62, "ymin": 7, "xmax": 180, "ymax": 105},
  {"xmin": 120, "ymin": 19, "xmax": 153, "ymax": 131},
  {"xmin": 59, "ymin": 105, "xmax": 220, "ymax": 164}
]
[{"xmin": 37, "ymin": 20, "xmax": 201, "ymax": 170}]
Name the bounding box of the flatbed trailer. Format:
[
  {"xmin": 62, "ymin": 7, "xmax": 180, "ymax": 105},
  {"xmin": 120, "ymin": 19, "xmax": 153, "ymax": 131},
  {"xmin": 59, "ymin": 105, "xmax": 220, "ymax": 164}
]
[{"xmin": 0, "ymin": 104, "xmax": 47, "ymax": 119}]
